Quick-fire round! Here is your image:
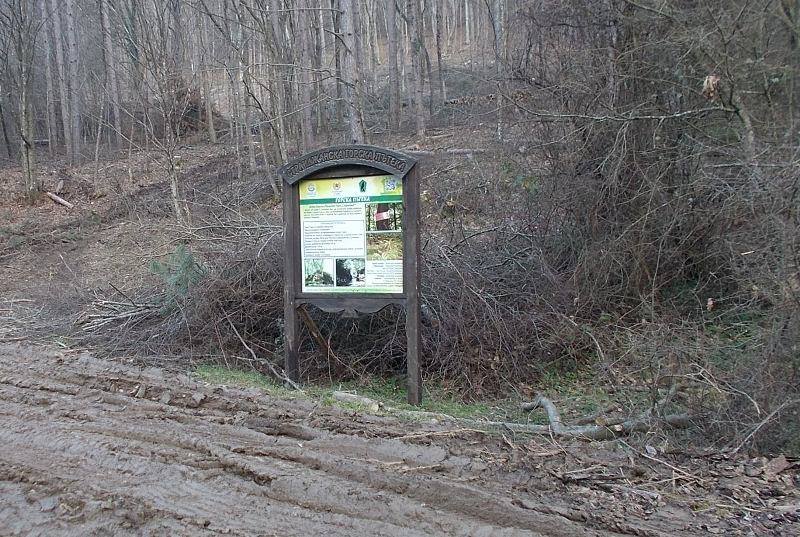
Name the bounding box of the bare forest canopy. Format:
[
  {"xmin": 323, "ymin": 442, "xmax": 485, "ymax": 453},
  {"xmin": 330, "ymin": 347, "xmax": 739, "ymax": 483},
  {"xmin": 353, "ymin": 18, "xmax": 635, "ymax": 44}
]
[{"xmin": 1, "ymin": 0, "xmax": 799, "ymax": 454}]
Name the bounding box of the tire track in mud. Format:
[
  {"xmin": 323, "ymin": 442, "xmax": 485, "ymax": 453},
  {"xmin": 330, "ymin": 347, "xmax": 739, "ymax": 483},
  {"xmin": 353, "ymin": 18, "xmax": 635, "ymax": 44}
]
[{"xmin": 0, "ymin": 344, "xmax": 690, "ymax": 536}]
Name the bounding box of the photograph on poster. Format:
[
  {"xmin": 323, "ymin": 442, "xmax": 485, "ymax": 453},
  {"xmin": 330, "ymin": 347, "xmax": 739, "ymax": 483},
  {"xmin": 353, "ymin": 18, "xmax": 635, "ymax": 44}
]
[
  {"xmin": 335, "ymin": 258, "xmax": 366, "ymax": 287},
  {"xmin": 365, "ymin": 202, "xmax": 403, "ymax": 232},
  {"xmin": 366, "ymin": 233, "xmax": 403, "ymax": 260},
  {"xmin": 303, "ymin": 258, "xmax": 334, "ymax": 288}
]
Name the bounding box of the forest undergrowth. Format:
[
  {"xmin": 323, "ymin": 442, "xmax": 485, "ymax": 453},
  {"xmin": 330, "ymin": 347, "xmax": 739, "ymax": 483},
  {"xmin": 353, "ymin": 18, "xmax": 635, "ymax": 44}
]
[
  {"xmin": 62, "ymin": 118, "xmax": 797, "ymax": 456},
  {"xmin": 1, "ymin": 0, "xmax": 797, "ymax": 456}
]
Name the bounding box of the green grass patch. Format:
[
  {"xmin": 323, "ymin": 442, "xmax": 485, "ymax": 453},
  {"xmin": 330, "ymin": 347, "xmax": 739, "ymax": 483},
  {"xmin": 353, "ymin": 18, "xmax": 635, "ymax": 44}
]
[
  {"xmin": 536, "ymin": 366, "xmax": 621, "ymax": 418},
  {"xmin": 193, "ymin": 364, "xmax": 640, "ymax": 429},
  {"xmin": 333, "ymin": 376, "xmax": 503, "ymax": 420},
  {"xmin": 195, "ymin": 364, "xmax": 295, "ymax": 397},
  {"xmin": 193, "ymin": 364, "xmax": 535, "ymax": 423}
]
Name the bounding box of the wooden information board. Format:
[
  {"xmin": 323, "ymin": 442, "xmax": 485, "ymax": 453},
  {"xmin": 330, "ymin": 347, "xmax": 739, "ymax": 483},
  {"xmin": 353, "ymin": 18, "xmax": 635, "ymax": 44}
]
[{"xmin": 278, "ymin": 145, "xmax": 422, "ymax": 404}]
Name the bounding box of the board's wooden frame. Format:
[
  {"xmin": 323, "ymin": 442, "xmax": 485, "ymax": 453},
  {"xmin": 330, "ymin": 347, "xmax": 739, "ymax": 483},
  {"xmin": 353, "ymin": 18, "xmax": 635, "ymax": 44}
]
[{"xmin": 278, "ymin": 145, "xmax": 422, "ymax": 404}]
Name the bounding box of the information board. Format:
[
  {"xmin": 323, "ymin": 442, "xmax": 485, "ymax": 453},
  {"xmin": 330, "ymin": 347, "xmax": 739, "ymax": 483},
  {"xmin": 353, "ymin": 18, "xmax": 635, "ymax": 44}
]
[
  {"xmin": 299, "ymin": 175, "xmax": 404, "ymax": 294},
  {"xmin": 279, "ymin": 144, "xmax": 421, "ymax": 404}
]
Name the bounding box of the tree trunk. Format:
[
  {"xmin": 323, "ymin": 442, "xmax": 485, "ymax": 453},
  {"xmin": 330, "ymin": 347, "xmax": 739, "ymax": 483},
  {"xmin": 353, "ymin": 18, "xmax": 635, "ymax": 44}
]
[
  {"xmin": 407, "ymin": 0, "xmax": 425, "ymax": 138},
  {"xmin": 40, "ymin": 0, "xmax": 56, "ymax": 156},
  {"xmin": 351, "ymin": 0, "xmax": 367, "ymax": 124},
  {"xmin": 200, "ymin": 14, "xmax": 217, "ymax": 143},
  {"xmin": 259, "ymin": 127, "xmax": 280, "ymax": 196},
  {"xmin": 491, "ymin": 0, "xmax": 505, "ymax": 141},
  {"xmin": 433, "ymin": 0, "xmax": 447, "ymax": 103},
  {"xmin": 314, "ymin": 0, "xmax": 325, "ymax": 133},
  {"xmin": 100, "ymin": 0, "xmax": 123, "ymax": 148},
  {"xmin": 298, "ymin": 0, "xmax": 315, "ymax": 150},
  {"xmin": 330, "ymin": 0, "xmax": 344, "ymax": 125},
  {"xmin": 386, "ymin": 0, "xmax": 400, "ymax": 128},
  {"xmin": 168, "ymin": 0, "xmax": 185, "ymax": 69},
  {"xmin": 264, "ymin": 59, "xmax": 288, "ymax": 163},
  {"xmin": 228, "ymin": 67, "xmax": 243, "ymax": 178},
  {"xmin": 166, "ymin": 138, "xmax": 190, "ymax": 225},
  {"xmin": 234, "ymin": 0, "xmax": 257, "ymax": 169},
  {"xmin": 267, "ymin": 0, "xmax": 291, "ymax": 158},
  {"xmin": 65, "ymin": 0, "xmax": 81, "ymax": 163},
  {"xmin": 465, "ymin": 0, "xmax": 471, "ymax": 45},
  {"xmin": 49, "ymin": 0, "xmax": 72, "ymax": 161},
  {"xmin": 341, "ymin": 0, "xmax": 366, "ymax": 143},
  {"xmin": 0, "ymin": 96, "xmax": 12, "ymax": 159},
  {"xmin": 423, "ymin": 19, "xmax": 434, "ymax": 114},
  {"xmin": 94, "ymin": 97, "xmax": 105, "ymax": 166},
  {"xmin": 19, "ymin": 49, "xmax": 37, "ymax": 198},
  {"xmin": 11, "ymin": 0, "xmax": 38, "ymax": 198},
  {"xmin": 366, "ymin": 0, "xmax": 380, "ymax": 92}
]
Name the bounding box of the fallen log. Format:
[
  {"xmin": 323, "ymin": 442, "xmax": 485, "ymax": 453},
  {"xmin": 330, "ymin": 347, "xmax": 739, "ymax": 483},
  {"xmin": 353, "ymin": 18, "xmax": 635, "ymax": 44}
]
[
  {"xmin": 330, "ymin": 390, "xmax": 691, "ymax": 439},
  {"xmin": 45, "ymin": 191, "xmax": 74, "ymax": 209},
  {"xmin": 332, "ymin": 391, "xmax": 383, "ymax": 408},
  {"xmin": 520, "ymin": 393, "xmax": 691, "ymax": 440}
]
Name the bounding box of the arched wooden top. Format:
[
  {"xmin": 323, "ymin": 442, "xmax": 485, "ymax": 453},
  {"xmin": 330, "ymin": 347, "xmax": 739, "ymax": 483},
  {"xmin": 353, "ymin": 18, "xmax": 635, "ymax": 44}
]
[{"xmin": 278, "ymin": 144, "xmax": 417, "ymax": 185}]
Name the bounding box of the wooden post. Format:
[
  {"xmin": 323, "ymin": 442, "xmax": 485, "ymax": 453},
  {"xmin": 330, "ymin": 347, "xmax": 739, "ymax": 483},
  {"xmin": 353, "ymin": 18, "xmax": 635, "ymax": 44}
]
[
  {"xmin": 283, "ymin": 183, "xmax": 300, "ymax": 381},
  {"xmin": 404, "ymin": 165, "xmax": 422, "ymax": 405}
]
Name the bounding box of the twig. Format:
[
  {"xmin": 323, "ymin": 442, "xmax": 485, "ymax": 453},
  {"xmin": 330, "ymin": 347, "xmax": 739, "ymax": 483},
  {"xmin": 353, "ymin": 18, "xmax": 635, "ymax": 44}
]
[
  {"xmin": 397, "ymin": 428, "xmax": 487, "ymax": 440},
  {"xmin": 574, "ymin": 404, "xmax": 622, "ymax": 425},
  {"xmin": 619, "ymin": 440, "xmax": 704, "ymax": 483},
  {"xmin": 225, "ymin": 315, "xmax": 301, "ymax": 391},
  {"xmin": 398, "ymin": 464, "xmax": 444, "ymax": 473},
  {"xmin": 332, "ymin": 391, "xmax": 384, "ymax": 408},
  {"xmin": 512, "ymin": 102, "xmax": 735, "ymax": 123},
  {"xmin": 109, "ymin": 282, "xmax": 140, "ymax": 308},
  {"xmin": 731, "ymin": 399, "xmax": 800, "ymax": 454},
  {"xmin": 561, "ymin": 315, "xmax": 615, "ymax": 382},
  {"xmin": 405, "ymin": 148, "xmax": 489, "ymax": 156},
  {"xmin": 297, "ymin": 306, "xmax": 337, "ymax": 361}
]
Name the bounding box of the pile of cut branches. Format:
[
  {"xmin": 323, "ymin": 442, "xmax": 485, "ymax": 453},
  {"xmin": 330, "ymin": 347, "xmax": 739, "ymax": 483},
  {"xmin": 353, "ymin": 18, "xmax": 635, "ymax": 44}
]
[{"xmin": 77, "ymin": 289, "xmax": 161, "ymax": 334}]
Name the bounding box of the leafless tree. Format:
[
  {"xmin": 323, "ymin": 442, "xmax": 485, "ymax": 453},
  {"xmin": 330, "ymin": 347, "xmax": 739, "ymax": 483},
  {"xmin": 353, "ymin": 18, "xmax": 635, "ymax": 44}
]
[
  {"xmin": 341, "ymin": 0, "xmax": 366, "ymax": 142},
  {"xmin": 0, "ymin": 0, "xmax": 41, "ymax": 198},
  {"xmin": 406, "ymin": 0, "xmax": 424, "ymax": 137}
]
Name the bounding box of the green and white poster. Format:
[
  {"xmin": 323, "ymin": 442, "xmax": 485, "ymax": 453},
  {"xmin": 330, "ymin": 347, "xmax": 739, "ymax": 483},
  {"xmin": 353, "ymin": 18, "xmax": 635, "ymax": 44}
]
[{"xmin": 299, "ymin": 175, "xmax": 404, "ymax": 294}]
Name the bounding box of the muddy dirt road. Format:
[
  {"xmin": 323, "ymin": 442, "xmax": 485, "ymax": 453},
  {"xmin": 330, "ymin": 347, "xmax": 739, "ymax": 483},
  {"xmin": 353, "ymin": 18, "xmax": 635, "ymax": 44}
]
[{"xmin": 0, "ymin": 344, "xmax": 792, "ymax": 536}]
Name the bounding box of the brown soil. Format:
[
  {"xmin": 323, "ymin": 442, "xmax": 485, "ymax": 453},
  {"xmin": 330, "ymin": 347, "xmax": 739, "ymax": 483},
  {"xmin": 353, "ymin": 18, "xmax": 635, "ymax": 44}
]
[{"xmin": 0, "ymin": 343, "xmax": 796, "ymax": 536}]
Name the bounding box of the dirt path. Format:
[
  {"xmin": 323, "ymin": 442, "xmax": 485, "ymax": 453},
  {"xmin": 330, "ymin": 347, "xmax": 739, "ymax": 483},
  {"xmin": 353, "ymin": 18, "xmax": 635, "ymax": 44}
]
[{"xmin": 0, "ymin": 344, "xmax": 791, "ymax": 536}]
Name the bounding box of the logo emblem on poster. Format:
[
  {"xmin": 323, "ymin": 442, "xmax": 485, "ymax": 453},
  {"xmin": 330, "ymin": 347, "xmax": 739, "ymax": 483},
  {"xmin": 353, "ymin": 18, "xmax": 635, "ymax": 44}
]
[
  {"xmin": 359, "ymin": 179, "xmax": 367, "ymax": 193},
  {"xmin": 383, "ymin": 178, "xmax": 397, "ymax": 192},
  {"xmin": 332, "ymin": 181, "xmax": 342, "ymax": 194},
  {"xmin": 306, "ymin": 183, "xmax": 317, "ymax": 197}
]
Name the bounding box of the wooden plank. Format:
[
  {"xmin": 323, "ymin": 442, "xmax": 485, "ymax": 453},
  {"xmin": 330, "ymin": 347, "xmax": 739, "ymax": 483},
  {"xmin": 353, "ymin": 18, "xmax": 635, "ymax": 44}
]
[
  {"xmin": 298, "ymin": 297, "xmax": 403, "ymax": 314},
  {"xmin": 296, "ymin": 292, "xmax": 404, "ymax": 301}
]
